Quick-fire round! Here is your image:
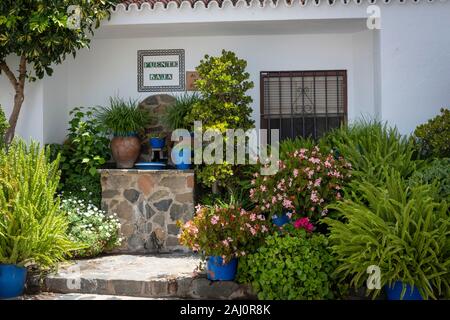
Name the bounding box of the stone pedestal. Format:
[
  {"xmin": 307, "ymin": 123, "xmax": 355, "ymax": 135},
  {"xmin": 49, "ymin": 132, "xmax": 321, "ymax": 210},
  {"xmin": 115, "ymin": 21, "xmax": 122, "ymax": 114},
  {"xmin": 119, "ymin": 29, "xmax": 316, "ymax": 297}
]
[{"xmin": 100, "ymin": 169, "xmax": 194, "ymax": 253}]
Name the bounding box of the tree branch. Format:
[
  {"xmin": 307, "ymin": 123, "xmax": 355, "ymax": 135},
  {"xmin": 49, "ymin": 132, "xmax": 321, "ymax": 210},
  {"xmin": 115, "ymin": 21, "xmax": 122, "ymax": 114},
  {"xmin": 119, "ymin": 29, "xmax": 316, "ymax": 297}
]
[{"xmin": 0, "ymin": 60, "xmax": 19, "ymax": 89}]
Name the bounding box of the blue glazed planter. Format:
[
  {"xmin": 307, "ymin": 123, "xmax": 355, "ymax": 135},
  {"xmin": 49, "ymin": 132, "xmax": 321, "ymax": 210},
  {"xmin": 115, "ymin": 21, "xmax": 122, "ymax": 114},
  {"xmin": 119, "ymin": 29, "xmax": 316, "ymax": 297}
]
[
  {"xmin": 0, "ymin": 264, "xmax": 27, "ymax": 299},
  {"xmin": 272, "ymin": 211, "xmax": 291, "ymax": 227},
  {"xmin": 385, "ymin": 281, "xmax": 423, "ymax": 300},
  {"xmin": 172, "ymin": 147, "xmax": 191, "ymax": 170},
  {"xmin": 150, "ymin": 137, "xmax": 165, "ymax": 149},
  {"xmin": 206, "ymin": 256, "xmax": 237, "ymax": 281}
]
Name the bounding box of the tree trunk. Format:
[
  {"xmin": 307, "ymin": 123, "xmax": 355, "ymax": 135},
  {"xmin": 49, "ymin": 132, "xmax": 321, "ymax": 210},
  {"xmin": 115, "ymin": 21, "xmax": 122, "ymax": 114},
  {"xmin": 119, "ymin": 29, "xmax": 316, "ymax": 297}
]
[
  {"xmin": 212, "ymin": 181, "xmax": 219, "ymax": 194},
  {"xmin": 1, "ymin": 55, "xmax": 27, "ymax": 145}
]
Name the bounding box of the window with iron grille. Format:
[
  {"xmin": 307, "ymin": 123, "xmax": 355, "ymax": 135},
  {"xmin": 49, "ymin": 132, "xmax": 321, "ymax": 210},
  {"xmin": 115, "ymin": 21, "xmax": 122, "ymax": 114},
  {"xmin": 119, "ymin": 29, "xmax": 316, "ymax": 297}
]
[{"xmin": 260, "ymin": 70, "xmax": 347, "ymax": 141}]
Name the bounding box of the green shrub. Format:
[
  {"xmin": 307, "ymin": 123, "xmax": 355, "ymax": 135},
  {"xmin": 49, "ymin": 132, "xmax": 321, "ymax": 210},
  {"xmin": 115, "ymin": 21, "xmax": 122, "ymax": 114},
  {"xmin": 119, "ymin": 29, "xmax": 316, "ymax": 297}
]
[
  {"xmin": 61, "ymin": 197, "xmax": 122, "ymax": 258},
  {"xmin": 185, "ymin": 50, "xmax": 255, "ymax": 190},
  {"xmin": 237, "ymin": 229, "xmax": 337, "ymax": 300},
  {"xmin": 325, "ymin": 172, "xmax": 450, "ymax": 300},
  {"xmin": 0, "ymin": 140, "xmax": 78, "ymax": 268},
  {"xmin": 322, "ymin": 120, "xmax": 419, "ymax": 184},
  {"xmin": 413, "ymin": 108, "xmax": 450, "ymax": 158},
  {"xmin": 98, "ymin": 97, "xmax": 152, "ymax": 136},
  {"xmin": 0, "ymin": 105, "xmax": 9, "ymax": 148},
  {"xmin": 408, "ymin": 158, "xmax": 450, "ymax": 202},
  {"xmin": 51, "ymin": 107, "xmax": 110, "ymax": 206}
]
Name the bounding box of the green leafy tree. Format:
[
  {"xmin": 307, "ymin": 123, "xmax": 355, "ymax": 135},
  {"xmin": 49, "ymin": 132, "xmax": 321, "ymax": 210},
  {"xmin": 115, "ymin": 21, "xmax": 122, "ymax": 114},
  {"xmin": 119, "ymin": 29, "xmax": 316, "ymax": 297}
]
[
  {"xmin": 186, "ymin": 50, "xmax": 255, "ymax": 191},
  {"xmin": 0, "ymin": 0, "xmax": 119, "ymax": 144}
]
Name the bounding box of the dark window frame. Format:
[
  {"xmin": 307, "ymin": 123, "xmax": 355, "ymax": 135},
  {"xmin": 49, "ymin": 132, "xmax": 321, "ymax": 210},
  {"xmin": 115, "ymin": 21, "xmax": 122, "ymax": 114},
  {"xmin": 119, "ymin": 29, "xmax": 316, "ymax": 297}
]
[{"xmin": 260, "ymin": 70, "xmax": 348, "ymax": 141}]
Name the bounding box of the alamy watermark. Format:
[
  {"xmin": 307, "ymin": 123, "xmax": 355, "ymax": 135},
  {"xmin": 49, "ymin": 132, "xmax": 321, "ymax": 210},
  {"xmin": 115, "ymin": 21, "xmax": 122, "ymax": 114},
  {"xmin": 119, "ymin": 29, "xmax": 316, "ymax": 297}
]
[
  {"xmin": 367, "ymin": 5, "xmax": 381, "ymax": 30},
  {"xmin": 171, "ymin": 121, "xmax": 280, "ymax": 176},
  {"xmin": 366, "ymin": 265, "xmax": 381, "ymax": 290}
]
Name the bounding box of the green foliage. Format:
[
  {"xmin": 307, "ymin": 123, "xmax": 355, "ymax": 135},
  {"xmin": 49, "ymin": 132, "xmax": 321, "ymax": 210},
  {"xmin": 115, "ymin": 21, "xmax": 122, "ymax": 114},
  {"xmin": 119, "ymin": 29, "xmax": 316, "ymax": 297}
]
[
  {"xmin": 408, "ymin": 158, "xmax": 450, "ymax": 202},
  {"xmin": 324, "ymin": 172, "xmax": 450, "ymax": 300},
  {"xmin": 98, "ymin": 97, "xmax": 152, "ymax": 136},
  {"xmin": 185, "ymin": 50, "xmax": 255, "ymax": 189},
  {"xmin": 49, "ymin": 107, "xmax": 110, "ymax": 206},
  {"xmin": 322, "ymin": 120, "xmax": 419, "ymax": 184},
  {"xmin": 413, "ymin": 108, "xmax": 450, "ymax": 158},
  {"xmin": 0, "ymin": 0, "xmax": 119, "ymax": 79},
  {"xmin": 237, "ymin": 229, "xmax": 337, "ymax": 300},
  {"xmin": 0, "ymin": 140, "xmax": 79, "ymax": 267},
  {"xmin": 178, "ymin": 204, "xmax": 269, "ymax": 263},
  {"xmin": 0, "ymin": 104, "xmax": 8, "ymax": 148},
  {"xmin": 61, "ymin": 197, "xmax": 122, "ymax": 258},
  {"xmin": 163, "ymin": 92, "xmax": 201, "ymax": 131}
]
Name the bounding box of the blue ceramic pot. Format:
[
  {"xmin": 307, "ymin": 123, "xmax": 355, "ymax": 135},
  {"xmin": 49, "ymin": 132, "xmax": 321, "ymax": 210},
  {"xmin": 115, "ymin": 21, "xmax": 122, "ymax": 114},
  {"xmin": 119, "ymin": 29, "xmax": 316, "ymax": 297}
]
[
  {"xmin": 272, "ymin": 211, "xmax": 291, "ymax": 227},
  {"xmin": 206, "ymin": 256, "xmax": 237, "ymax": 281},
  {"xmin": 0, "ymin": 264, "xmax": 27, "ymax": 299},
  {"xmin": 150, "ymin": 137, "xmax": 165, "ymax": 149},
  {"xmin": 385, "ymin": 281, "xmax": 423, "ymax": 300}
]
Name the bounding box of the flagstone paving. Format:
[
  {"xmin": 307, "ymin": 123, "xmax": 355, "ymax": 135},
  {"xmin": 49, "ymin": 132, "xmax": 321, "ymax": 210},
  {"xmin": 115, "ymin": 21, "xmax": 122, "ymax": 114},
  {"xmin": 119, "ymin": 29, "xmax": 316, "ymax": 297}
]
[{"xmin": 43, "ymin": 254, "xmax": 254, "ymax": 299}]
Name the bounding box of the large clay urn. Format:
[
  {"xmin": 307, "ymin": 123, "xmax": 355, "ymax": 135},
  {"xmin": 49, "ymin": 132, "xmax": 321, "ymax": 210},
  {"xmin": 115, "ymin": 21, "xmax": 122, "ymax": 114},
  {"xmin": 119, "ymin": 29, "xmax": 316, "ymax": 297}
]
[{"xmin": 111, "ymin": 136, "xmax": 141, "ymax": 169}]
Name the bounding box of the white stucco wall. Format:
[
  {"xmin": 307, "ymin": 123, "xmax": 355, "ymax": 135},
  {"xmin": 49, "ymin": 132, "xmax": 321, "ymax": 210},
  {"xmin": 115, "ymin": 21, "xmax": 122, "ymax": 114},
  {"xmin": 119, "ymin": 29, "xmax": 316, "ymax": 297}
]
[
  {"xmin": 1, "ymin": 2, "xmax": 449, "ymax": 143},
  {"xmin": 48, "ymin": 30, "xmax": 374, "ymax": 143},
  {"xmin": 378, "ymin": 2, "xmax": 450, "ymax": 134}
]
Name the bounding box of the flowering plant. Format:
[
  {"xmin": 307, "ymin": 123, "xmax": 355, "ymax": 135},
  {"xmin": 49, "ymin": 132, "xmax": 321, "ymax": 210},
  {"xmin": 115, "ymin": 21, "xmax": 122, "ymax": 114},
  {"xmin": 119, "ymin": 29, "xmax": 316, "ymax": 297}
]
[
  {"xmin": 61, "ymin": 197, "xmax": 122, "ymax": 258},
  {"xmin": 177, "ymin": 204, "xmax": 269, "ymax": 262},
  {"xmin": 250, "ymin": 146, "xmax": 351, "ymax": 222}
]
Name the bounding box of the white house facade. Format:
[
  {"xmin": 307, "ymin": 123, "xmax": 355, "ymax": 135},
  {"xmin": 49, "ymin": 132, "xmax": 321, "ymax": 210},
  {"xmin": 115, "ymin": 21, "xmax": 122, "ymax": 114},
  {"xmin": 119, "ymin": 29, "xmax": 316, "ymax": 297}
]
[{"xmin": 1, "ymin": 0, "xmax": 449, "ymax": 143}]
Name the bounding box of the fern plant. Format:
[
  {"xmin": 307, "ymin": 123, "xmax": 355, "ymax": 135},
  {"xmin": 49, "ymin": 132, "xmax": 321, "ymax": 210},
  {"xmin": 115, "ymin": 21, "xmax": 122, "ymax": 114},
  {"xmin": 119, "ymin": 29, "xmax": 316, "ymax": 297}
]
[
  {"xmin": 324, "ymin": 171, "xmax": 450, "ymax": 299},
  {"xmin": 0, "ymin": 140, "xmax": 79, "ymax": 268},
  {"xmin": 322, "ymin": 120, "xmax": 420, "ymax": 184}
]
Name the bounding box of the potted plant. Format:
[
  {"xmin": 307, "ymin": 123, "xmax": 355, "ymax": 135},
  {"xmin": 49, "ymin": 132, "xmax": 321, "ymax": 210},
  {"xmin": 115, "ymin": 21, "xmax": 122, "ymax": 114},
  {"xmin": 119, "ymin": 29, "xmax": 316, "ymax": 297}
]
[
  {"xmin": 163, "ymin": 92, "xmax": 200, "ymax": 133},
  {"xmin": 98, "ymin": 97, "xmax": 152, "ymax": 168},
  {"xmin": 178, "ymin": 204, "xmax": 269, "ymax": 281},
  {"xmin": 163, "ymin": 93, "xmax": 200, "ymax": 169},
  {"xmin": 0, "ymin": 141, "xmax": 78, "ymax": 299},
  {"xmin": 325, "ymin": 172, "xmax": 450, "ymax": 300}
]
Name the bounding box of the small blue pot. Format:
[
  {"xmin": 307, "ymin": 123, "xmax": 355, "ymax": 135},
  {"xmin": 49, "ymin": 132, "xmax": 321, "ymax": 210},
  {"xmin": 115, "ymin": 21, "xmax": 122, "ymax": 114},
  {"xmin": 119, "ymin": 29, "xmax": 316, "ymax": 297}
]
[
  {"xmin": 0, "ymin": 264, "xmax": 27, "ymax": 299},
  {"xmin": 172, "ymin": 147, "xmax": 191, "ymax": 170},
  {"xmin": 206, "ymin": 256, "xmax": 237, "ymax": 281},
  {"xmin": 385, "ymin": 281, "xmax": 423, "ymax": 300},
  {"xmin": 272, "ymin": 211, "xmax": 291, "ymax": 227},
  {"xmin": 150, "ymin": 137, "xmax": 165, "ymax": 149}
]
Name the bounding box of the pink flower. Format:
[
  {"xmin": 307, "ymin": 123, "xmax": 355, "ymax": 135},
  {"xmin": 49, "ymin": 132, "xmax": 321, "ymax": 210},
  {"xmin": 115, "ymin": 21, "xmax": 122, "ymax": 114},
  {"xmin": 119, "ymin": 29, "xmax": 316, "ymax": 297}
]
[
  {"xmin": 262, "ymin": 225, "xmax": 268, "ymax": 233},
  {"xmin": 293, "ymin": 169, "xmax": 299, "ymax": 177},
  {"xmin": 324, "ymin": 160, "xmax": 332, "ymax": 168},
  {"xmin": 250, "ymin": 213, "xmax": 256, "ymax": 221},
  {"xmin": 250, "ymin": 228, "xmax": 257, "ymax": 236},
  {"xmin": 294, "ymin": 217, "xmax": 314, "ymax": 233},
  {"xmin": 314, "ymin": 178, "xmax": 322, "ymax": 187},
  {"xmin": 222, "ymin": 240, "xmax": 229, "ymax": 247},
  {"xmin": 282, "ymin": 198, "xmax": 293, "ymax": 209},
  {"xmin": 265, "ymin": 203, "xmax": 270, "ymax": 209},
  {"xmin": 251, "ymin": 179, "xmax": 256, "ymax": 185},
  {"xmin": 211, "ymin": 215, "xmax": 219, "ymax": 225},
  {"xmin": 272, "ymin": 196, "xmax": 277, "ymax": 204},
  {"xmin": 286, "ymin": 211, "xmax": 293, "ymax": 219},
  {"xmin": 310, "ymin": 191, "xmax": 320, "ymax": 203},
  {"xmin": 260, "ymin": 185, "xmax": 267, "ymax": 192}
]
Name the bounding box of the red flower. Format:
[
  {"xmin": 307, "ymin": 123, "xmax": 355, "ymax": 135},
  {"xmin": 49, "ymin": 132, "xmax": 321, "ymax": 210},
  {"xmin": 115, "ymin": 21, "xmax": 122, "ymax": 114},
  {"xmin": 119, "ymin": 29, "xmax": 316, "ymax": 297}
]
[{"xmin": 294, "ymin": 217, "xmax": 314, "ymax": 233}]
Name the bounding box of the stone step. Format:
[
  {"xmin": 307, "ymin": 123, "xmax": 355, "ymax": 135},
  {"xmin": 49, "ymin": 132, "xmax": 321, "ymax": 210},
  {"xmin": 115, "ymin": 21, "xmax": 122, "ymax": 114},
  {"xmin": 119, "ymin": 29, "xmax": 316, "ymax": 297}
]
[{"xmin": 43, "ymin": 254, "xmax": 254, "ymax": 300}]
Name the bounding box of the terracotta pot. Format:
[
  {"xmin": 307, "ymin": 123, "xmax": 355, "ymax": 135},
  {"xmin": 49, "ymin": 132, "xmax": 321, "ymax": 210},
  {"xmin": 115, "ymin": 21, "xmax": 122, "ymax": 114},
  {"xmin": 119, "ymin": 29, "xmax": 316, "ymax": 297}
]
[{"xmin": 111, "ymin": 136, "xmax": 141, "ymax": 169}]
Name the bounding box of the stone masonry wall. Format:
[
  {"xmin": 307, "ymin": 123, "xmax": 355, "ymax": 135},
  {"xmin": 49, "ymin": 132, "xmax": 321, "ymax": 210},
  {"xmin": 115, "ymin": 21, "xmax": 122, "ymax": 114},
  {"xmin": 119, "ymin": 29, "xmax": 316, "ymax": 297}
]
[{"xmin": 100, "ymin": 169, "xmax": 194, "ymax": 253}]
